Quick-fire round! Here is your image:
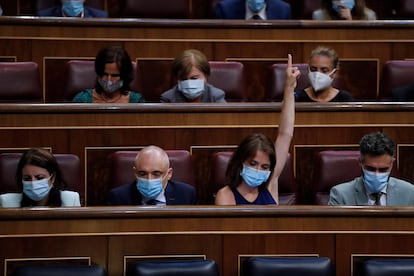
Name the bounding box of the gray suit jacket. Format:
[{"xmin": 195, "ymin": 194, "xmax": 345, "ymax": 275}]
[
  {"xmin": 160, "ymin": 83, "xmax": 226, "ymax": 103},
  {"xmin": 328, "ymin": 176, "xmax": 414, "ymax": 206}
]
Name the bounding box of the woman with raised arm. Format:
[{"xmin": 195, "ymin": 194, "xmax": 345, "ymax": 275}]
[{"xmin": 214, "ymin": 54, "xmax": 299, "ymax": 205}]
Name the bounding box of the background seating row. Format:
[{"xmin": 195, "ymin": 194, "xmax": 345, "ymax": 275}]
[
  {"xmin": 0, "ymin": 149, "xmax": 401, "ymax": 206},
  {"xmin": 2, "ymin": 59, "xmax": 414, "ymax": 103},
  {"xmin": 11, "ymin": 254, "xmax": 414, "ymax": 276},
  {"xmin": 3, "ymin": 0, "xmax": 414, "ymax": 20}
]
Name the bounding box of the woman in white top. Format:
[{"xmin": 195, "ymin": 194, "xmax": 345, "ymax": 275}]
[
  {"xmin": 0, "ymin": 148, "xmax": 80, "ymax": 207},
  {"xmin": 313, "ymin": 0, "xmax": 376, "ymax": 20}
]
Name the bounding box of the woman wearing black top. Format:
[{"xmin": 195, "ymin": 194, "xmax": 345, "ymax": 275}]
[{"xmin": 295, "ymin": 46, "xmax": 354, "ymax": 102}]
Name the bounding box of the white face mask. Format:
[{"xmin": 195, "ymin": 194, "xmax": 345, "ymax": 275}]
[
  {"xmin": 178, "ymin": 79, "xmax": 205, "ymax": 100},
  {"xmin": 308, "ymin": 69, "xmax": 336, "ymax": 92}
]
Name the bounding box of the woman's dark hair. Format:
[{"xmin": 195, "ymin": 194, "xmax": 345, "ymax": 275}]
[
  {"xmin": 225, "ymin": 134, "xmax": 276, "ymax": 189},
  {"xmin": 321, "ymin": 0, "xmax": 368, "ymax": 20},
  {"xmin": 172, "ymin": 49, "xmax": 210, "ymax": 81},
  {"xmin": 94, "ymin": 45, "xmax": 134, "ymax": 95},
  {"xmin": 17, "ymin": 148, "xmax": 66, "ymax": 207}
]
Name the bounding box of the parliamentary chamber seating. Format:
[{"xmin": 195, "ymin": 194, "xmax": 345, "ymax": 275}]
[
  {"xmin": 379, "ymin": 60, "xmax": 414, "ymax": 101},
  {"xmin": 130, "ymin": 259, "xmax": 219, "ymax": 276},
  {"xmin": 311, "ymin": 150, "xmax": 400, "ymax": 205},
  {"xmin": 0, "ymin": 62, "xmax": 42, "ymax": 103},
  {"xmin": 209, "ymin": 151, "xmax": 297, "ymax": 204},
  {"xmin": 243, "ymin": 256, "xmax": 335, "ymax": 276},
  {"xmin": 0, "ymin": 152, "xmax": 84, "ymax": 205},
  {"xmin": 1, "ymin": 0, "xmax": 411, "ymax": 19},
  {"xmin": 362, "ymin": 259, "xmax": 414, "ymax": 276},
  {"xmin": 63, "ymin": 60, "xmax": 141, "ymax": 102},
  {"xmin": 13, "ymin": 264, "xmax": 107, "ymax": 276},
  {"xmin": 108, "ymin": 150, "xmax": 195, "ymax": 191}
]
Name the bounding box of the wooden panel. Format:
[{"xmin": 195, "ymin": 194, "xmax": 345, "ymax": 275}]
[
  {"xmin": 1, "ymin": 236, "xmax": 107, "ymax": 276},
  {"xmin": 1, "ymin": 206, "xmax": 414, "ymax": 276},
  {"xmin": 108, "ymin": 235, "xmax": 222, "ymax": 276}
]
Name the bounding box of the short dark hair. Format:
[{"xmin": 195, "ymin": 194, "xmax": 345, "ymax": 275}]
[
  {"xmin": 94, "ymin": 45, "xmax": 134, "ymax": 95},
  {"xmin": 359, "ymin": 132, "xmax": 395, "ymax": 159}
]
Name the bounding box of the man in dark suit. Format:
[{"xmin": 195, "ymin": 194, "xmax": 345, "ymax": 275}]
[
  {"xmin": 215, "ymin": 0, "xmax": 291, "ymax": 20},
  {"xmin": 37, "ymin": 0, "xmax": 108, "ymax": 18},
  {"xmin": 108, "ymin": 146, "xmax": 197, "ymax": 206}
]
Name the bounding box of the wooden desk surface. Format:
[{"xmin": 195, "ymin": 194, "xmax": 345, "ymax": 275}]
[{"xmin": 1, "ymin": 206, "xmax": 414, "ymax": 276}]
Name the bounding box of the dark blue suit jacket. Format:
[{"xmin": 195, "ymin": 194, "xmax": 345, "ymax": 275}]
[
  {"xmin": 108, "ymin": 180, "xmax": 198, "ymax": 206},
  {"xmin": 37, "ymin": 5, "xmax": 108, "ymax": 18},
  {"xmin": 215, "ymin": 0, "xmax": 291, "ymax": 19}
]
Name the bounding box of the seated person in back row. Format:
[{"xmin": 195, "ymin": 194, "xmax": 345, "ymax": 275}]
[
  {"xmin": 0, "ymin": 148, "xmax": 81, "ymax": 208},
  {"xmin": 328, "ymin": 132, "xmax": 414, "ymax": 206},
  {"xmin": 313, "ymin": 0, "xmax": 376, "ymax": 20},
  {"xmin": 295, "ymin": 46, "xmax": 354, "ymax": 102},
  {"xmin": 37, "ymin": 0, "xmax": 108, "ymax": 18},
  {"xmin": 160, "ymin": 49, "xmax": 226, "ymax": 103},
  {"xmin": 108, "ymin": 146, "xmax": 198, "ymax": 206},
  {"xmin": 215, "ymin": 0, "xmax": 291, "ymax": 20},
  {"xmin": 72, "ymin": 45, "xmax": 145, "ymax": 103}
]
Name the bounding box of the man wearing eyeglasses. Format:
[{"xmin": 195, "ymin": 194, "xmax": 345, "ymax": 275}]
[{"xmin": 328, "ymin": 132, "xmax": 414, "ymax": 206}]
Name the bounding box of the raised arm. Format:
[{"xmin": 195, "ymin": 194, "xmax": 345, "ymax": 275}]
[{"xmin": 268, "ymin": 54, "xmax": 299, "ymax": 201}]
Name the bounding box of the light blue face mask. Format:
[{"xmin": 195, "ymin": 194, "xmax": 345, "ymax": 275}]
[
  {"xmin": 247, "ymin": 0, "xmax": 266, "ymax": 13},
  {"xmin": 137, "ymin": 176, "xmax": 164, "ymax": 199},
  {"xmin": 240, "ymin": 164, "xmax": 271, "ymax": 187},
  {"xmin": 22, "ymin": 177, "xmax": 52, "ymax": 201},
  {"xmin": 62, "ymin": 0, "xmax": 84, "ymax": 17},
  {"xmin": 332, "ymin": 0, "xmax": 355, "ymax": 13},
  {"xmin": 98, "ymin": 78, "xmax": 124, "ymax": 94},
  {"xmin": 177, "ymin": 79, "xmax": 205, "ymax": 100},
  {"xmin": 363, "ymin": 169, "xmax": 389, "ymax": 193}
]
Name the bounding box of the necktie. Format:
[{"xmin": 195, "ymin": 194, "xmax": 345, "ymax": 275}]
[
  {"xmin": 252, "ymin": 14, "xmax": 261, "ymax": 20},
  {"xmin": 371, "ymin": 192, "xmax": 382, "ymax": 206}
]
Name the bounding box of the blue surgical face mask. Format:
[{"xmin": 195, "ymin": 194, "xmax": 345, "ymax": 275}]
[
  {"xmin": 178, "ymin": 79, "xmax": 205, "ymax": 100},
  {"xmin": 332, "ymin": 0, "xmax": 355, "ymax": 13},
  {"xmin": 98, "ymin": 78, "xmax": 124, "ymax": 94},
  {"xmin": 363, "ymin": 169, "xmax": 389, "ymax": 193},
  {"xmin": 137, "ymin": 175, "xmax": 166, "ymax": 199},
  {"xmin": 62, "ymin": 0, "xmax": 84, "ymax": 17},
  {"xmin": 22, "ymin": 176, "xmax": 52, "ymax": 201},
  {"xmin": 240, "ymin": 164, "xmax": 271, "ymax": 187},
  {"xmin": 247, "ymin": 0, "xmax": 266, "ymax": 13}
]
